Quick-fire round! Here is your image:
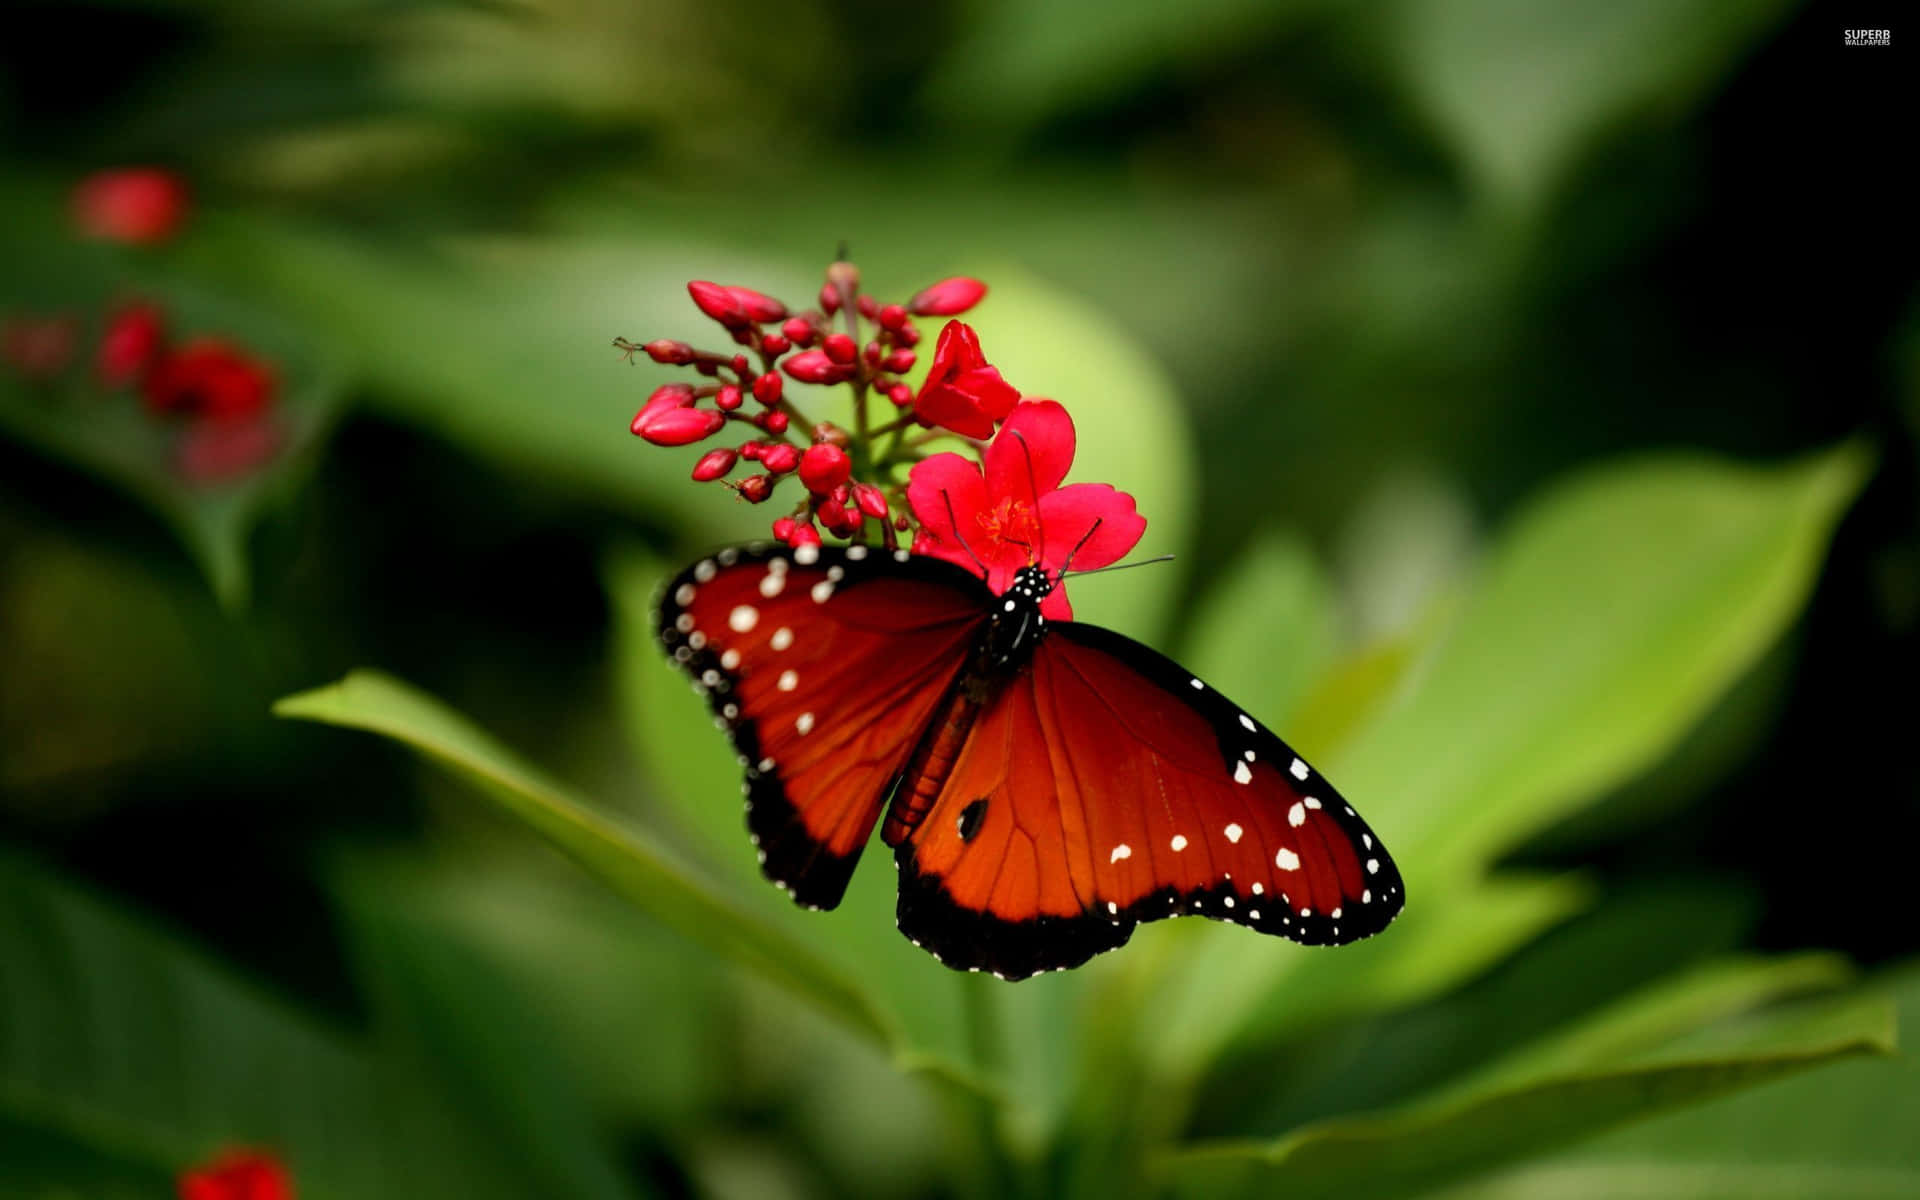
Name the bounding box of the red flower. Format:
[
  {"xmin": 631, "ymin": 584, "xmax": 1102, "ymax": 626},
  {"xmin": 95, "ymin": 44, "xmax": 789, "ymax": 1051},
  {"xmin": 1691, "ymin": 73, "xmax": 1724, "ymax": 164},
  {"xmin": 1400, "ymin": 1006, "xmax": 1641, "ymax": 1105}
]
[
  {"xmin": 178, "ymin": 1149, "xmax": 294, "ymax": 1200},
  {"xmin": 142, "ymin": 339, "xmax": 277, "ymax": 422},
  {"xmin": 912, "ymin": 321, "xmax": 1019, "ymax": 440},
  {"xmin": 72, "ymin": 168, "xmax": 190, "ymax": 245},
  {"xmin": 906, "ymin": 399, "xmax": 1145, "ymax": 619},
  {"xmin": 177, "ymin": 415, "xmax": 284, "ymax": 485},
  {"xmin": 97, "ymin": 301, "xmax": 168, "ymax": 387},
  {"xmin": 908, "ymin": 277, "xmax": 987, "ymax": 317}
]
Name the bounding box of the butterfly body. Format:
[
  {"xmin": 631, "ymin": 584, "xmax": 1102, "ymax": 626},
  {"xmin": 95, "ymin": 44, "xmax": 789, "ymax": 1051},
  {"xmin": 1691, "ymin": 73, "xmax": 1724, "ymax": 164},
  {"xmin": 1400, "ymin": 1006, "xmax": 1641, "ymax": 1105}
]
[{"xmin": 657, "ymin": 542, "xmax": 1404, "ymax": 980}]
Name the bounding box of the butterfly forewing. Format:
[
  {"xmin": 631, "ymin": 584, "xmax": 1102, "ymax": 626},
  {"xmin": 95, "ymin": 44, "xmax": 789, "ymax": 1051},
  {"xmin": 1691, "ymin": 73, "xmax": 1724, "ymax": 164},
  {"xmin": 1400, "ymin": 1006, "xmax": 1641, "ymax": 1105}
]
[
  {"xmin": 657, "ymin": 544, "xmax": 989, "ymax": 909},
  {"xmin": 894, "ymin": 622, "xmax": 1405, "ymax": 977}
]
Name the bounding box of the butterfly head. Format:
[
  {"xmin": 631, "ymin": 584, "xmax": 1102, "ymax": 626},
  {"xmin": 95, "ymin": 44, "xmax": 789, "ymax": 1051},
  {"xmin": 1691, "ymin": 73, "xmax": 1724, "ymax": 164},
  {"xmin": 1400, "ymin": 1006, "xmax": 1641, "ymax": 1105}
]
[{"xmin": 985, "ymin": 565, "xmax": 1055, "ymax": 671}]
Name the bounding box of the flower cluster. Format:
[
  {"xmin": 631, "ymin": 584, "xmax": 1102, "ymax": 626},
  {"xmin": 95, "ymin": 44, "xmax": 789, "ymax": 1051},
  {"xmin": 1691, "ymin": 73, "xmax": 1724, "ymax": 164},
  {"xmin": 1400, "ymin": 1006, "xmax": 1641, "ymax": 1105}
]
[
  {"xmin": 178, "ymin": 1148, "xmax": 295, "ymax": 1200},
  {"xmin": 1, "ymin": 168, "xmax": 286, "ymax": 484},
  {"xmin": 619, "ymin": 257, "xmax": 1144, "ymax": 615}
]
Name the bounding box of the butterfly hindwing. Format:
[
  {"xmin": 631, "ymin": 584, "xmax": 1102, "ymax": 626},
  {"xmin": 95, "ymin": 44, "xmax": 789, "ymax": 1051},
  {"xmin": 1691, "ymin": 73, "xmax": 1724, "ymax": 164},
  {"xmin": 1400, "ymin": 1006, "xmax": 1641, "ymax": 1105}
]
[
  {"xmin": 895, "ymin": 621, "xmax": 1405, "ymax": 978},
  {"xmin": 657, "ymin": 543, "xmax": 990, "ymax": 909}
]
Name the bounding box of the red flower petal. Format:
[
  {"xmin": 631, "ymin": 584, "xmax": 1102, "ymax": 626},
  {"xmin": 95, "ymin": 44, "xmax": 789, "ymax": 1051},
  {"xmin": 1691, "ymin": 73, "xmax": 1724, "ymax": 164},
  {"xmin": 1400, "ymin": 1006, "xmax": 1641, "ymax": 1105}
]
[
  {"xmin": 983, "ymin": 399, "xmax": 1075, "ymax": 511},
  {"xmin": 905, "ymin": 452, "xmax": 988, "ymax": 576},
  {"xmin": 908, "ymin": 277, "xmax": 988, "ymax": 317},
  {"xmin": 177, "ymin": 1149, "xmax": 294, "ymax": 1200}
]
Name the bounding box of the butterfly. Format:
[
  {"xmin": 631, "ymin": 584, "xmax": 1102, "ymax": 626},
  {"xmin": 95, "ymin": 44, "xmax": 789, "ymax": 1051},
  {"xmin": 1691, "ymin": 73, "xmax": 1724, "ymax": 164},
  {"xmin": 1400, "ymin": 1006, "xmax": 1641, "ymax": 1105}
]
[{"xmin": 656, "ymin": 540, "xmax": 1404, "ymax": 980}]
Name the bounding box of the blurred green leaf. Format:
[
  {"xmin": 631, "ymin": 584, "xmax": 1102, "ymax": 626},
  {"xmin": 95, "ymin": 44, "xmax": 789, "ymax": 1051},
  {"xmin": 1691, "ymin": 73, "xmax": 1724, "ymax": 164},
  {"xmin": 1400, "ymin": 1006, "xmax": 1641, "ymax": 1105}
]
[
  {"xmin": 1382, "ymin": 0, "xmax": 1796, "ymax": 215},
  {"xmin": 1179, "ymin": 532, "xmax": 1338, "ymax": 731},
  {"xmin": 0, "ymin": 290, "xmax": 348, "ymax": 608},
  {"xmin": 923, "ymin": 0, "xmax": 1325, "ymax": 128},
  {"xmin": 330, "ymin": 857, "xmax": 673, "ymax": 1200},
  {"xmin": 273, "ymin": 669, "xmax": 906, "ymax": 1056},
  {"xmin": 1346, "ymin": 443, "xmax": 1870, "ymax": 888},
  {"xmin": 1440, "ymin": 963, "xmax": 1920, "ymax": 1199},
  {"xmin": 0, "ymin": 855, "xmax": 558, "ymax": 1199},
  {"xmin": 1161, "ymin": 972, "xmax": 1893, "ymax": 1199}
]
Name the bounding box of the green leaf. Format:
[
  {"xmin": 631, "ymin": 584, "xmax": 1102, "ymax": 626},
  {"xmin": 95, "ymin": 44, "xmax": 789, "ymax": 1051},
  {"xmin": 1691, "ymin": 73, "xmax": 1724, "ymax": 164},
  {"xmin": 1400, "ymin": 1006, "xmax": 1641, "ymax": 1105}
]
[
  {"xmin": 1178, "ymin": 533, "xmax": 1338, "ymax": 732},
  {"xmin": 1160, "ymin": 974, "xmax": 1894, "ymax": 1200},
  {"xmin": 1448, "ymin": 963, "xmax": 1920, "ymax": 1199},
  {"xmin": 1381, "ymin": 0, "xmax": 1798, "ymax": 215},
  {"xmin": 272, "ymin": 669, "xmax": 904, "ymax": 1055},
  {"xmin": 1344, "ymin": 443, "xmax": 1871, "ymax": 890},
  {"xmin": 922, "ymin": 0, "xmax": 1326, "ymax": 129},
  {"xmin": 0, "ymin": 855, "xmax": 565, "ymax": 1200},
  {"xmin": 0, "ymin": 288, "xmax": 348, "ymax": 609}
]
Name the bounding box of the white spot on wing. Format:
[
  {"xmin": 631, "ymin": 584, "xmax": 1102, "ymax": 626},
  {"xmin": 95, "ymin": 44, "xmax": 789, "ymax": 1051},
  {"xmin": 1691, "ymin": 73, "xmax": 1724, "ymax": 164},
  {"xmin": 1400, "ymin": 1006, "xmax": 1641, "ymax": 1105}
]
[
  {"xmin": 771, "ymin": 627, "xmax": 794, "ymax": 651},
  {"xmin": 1290, "ymin": 757, "xmax": 1309, "ymax": 780},
  {"xmin": 1305, "ymin": 797, "xmax": 1322, "ymax": 810},
  {"xmin": 721, "ymin": 649, "xmax": 741, "ymax": 670},
  {"xmin": 728, "ymin": 605, "xmax": 759, "ymax": 632},
  {"xmin": 1170, "ymin": 835, "xmax": 1188, "ymax": 852},
  {"xmin": 1251, "ymin": 882, "xmax": 1264, "ymax": 895},
  {"xmin": 1238, "ymin": 713, "xmax": 1255, "ymax": 731},
  {"xmin": 777, "ymin": 670, "xmax": 797, "ymax": 691},
  {"xmin": 1288, "ymin": 802, "xmax": 1306, "ymax": 827},
  {"xmin": 1367, "ymin": 858, "xmax": 1379, "ymax": 874},
  {"xmin": 694, "ymin": 560, "xmax": 717, "ymax": 583},
  {"xmin": 795, "ymin": 712, "xmax": 814, "ymax": 735},
  {"xmin": 675, "ymin": 583, "xmax": 696, "ymax": 606},
  {"xmin": 759, "ymin": 572, "xmax": 785, "ymax": 598},
  {"xmin": 847, "ymin": 544, "xmax": 868, "ymax": 560},
  {"xmin": 793, "ymin": 544, "xmax": 820, "ymax": 566},
  {"xmin": 1233, "ymin": 760, "xmax": 1253, "ymax": 785},
  {"xmin": 1225, "ymin": 823, "xmax": 1243, "ymax": 843},
  {"xmin": 1276, "ymin": 848, "xmax": 1300, "ymax": 871},
  {"xmin": 811, "ymin": 580, "xmax": 835, "ymax": 603},
  {"xmin": 1189, "ymin": 677, "xmax": 1203, "ymax": 689},
  {"xmin": 1109, "ymin": 844, "xmax": 1132, "ymax": 863}
]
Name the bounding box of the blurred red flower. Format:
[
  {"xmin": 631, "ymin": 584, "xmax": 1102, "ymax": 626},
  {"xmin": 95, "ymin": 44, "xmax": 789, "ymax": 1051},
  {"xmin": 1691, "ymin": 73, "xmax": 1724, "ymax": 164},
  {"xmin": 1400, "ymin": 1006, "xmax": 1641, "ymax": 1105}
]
[
  {"xmin": 97, "ymin": 301, "xmax": 168, "ymax": 387},
  {"xmin": 142, "ymin": 338, "xmax": 277, "ymax": 422},
  {"xmin": 178, "ymin": 1149, "xmax": 294, "ymax": 1200},
  {"xmin": 907, "ymin": 399, "xmax": 1145, "ymax": 619},
  {"xmin": 1, "ymin": 313, "xmax": 79, "ymax": 379},
  {"xmin": 71, "ymin": 167, "xmax": 191, "ymax": 245}
]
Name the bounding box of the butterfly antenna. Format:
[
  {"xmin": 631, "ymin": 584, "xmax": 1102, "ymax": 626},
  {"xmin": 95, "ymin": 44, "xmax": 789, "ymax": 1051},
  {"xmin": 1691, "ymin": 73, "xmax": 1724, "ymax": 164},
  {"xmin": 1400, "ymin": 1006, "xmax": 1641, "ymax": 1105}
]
[
  {"xmin": 940, "ymin": 489, "xmax": 992, "ymax": 576},
  {"xmin": 1060, "ymin": 554, "xmax": 1176, "ymax": 580},
  {"xmin": 1058, "ymin": 517, "xmax": 1104, "ymax": 578}
]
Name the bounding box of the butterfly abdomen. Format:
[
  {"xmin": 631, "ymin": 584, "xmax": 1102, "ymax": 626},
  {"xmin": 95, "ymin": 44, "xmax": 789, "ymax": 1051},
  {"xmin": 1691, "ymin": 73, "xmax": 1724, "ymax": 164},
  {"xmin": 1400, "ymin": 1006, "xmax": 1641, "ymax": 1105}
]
[{"xmin": 883, "ymin": 682, "xmax": 986, "ymax": 846}]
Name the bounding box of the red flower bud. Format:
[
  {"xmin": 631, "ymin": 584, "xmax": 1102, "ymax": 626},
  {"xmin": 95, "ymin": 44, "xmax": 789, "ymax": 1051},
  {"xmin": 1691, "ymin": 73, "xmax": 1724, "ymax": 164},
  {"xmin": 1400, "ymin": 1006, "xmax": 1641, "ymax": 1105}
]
[
  {"xmin": 772, "ymin": 516, "xmax": 797, "ymax": 543},
  {"xmin": 894, "ymin": 515, "xmax": 910, "ymax": 531},
  {"xmin": 71, "ymin": 168, "xmax": 189, "ymax": 245},
  {"xmin": 644, "ymin": 339, "xmax": 694, "ymax": 365},
  {"xmin": 831, "ymin": 482, "xmax": 851, "ymax": 505},
  {"xmin": 715, "ymin": 384, "xmax": 743, "ymax": 411},
  {"xmin": 782, "ymin": 349, "xmax": 851, "ymax": 384},
  {"xmin": 863, "ymin": 341, "xmax": 883, "ymax": 368},
  {"xmin": 857, "ymin": 295, "xmax": 878, "ymax": 319},
  {"xmin": 821, "ymin": 333, "xmax": 857, "ymax": 365},
  {"xmin": 887, "ymin": 383, "xmax": 914, "ymax": 407},
  {"xmin": 762, "ymin": 410, "xmax": 790, "ymax": 434},
  {"xmin": 798, "ymin": 443, "xmax": 851, "ymax": 494},
  {"xmin": 819, "ymin": 284, "xmax": 841, "ymax": 315},
  {"xmin": 692, "ymin": 448, "xmax": 738, "ymax": 481},
  {"xmin": 760, "ymin": 442, "xmax": 800, "ymax": 474},
  {"xmin": 177, "ymin": 1148, "xmax": 294, "ymax": 1200},
  {"xmin": 732, "ymin": 354, "xmax": 751, "ymax": 375},
  {"xmin": 818, "ymin": 497, "xmax": 857, "ymax": 536},
  {"xmin": 895, "ymin": 324, "xmax": 921, "ymax": 348},
  {"xmin": 883, "ymin": 349, "xmax": 916, "ymax": 373},
  {"xmin": 911, "ymin": 532, "xmax": 939, "ymax": 556},
  {"xmin": 634, "ymin": 405, "xmax": 725, "ymax": 446},
  {"xmin": 740, "ymin": 440, "xmax": 763, "ymax": 461},
  {"xmin": 853, "ymin": 483, "xmax": 889, "ymax": 520},
  {"xmin": 781, "ymin": 317, "xmax": 816, "ymax": 347},
  {"xmin": 688, "ymin": 280, "xmax": 751, "ymax": 328},
  {"xmin": 760, "ymin": 333, "xmax": 790, "ymax": 355},
  {"xmin": 879, "ymin": 304, "xmax": 909, "ymax": 331},
  {"xmin": 725, "ymin": 286, "xmax": 788, "ymax": 323},
  {"xmin": 737, "ymin": 474, "xmax": 774, "ymax": 503},
  {"xmin": 752, "ymin": 372, "xmax": 784, "ymax": 406},
  {"xmin": 908, "ymin": 277, "xmax": 987, "ymax": 317},
  {"xmin": 96, "ymin": 302, "xmax": 166, "ymax": 387},
  {"xmin": 790, "ymin": 521, "xmax": 822, "ymax": 549},
  {"xmin": 142, "ymin": 338, "xmax": 277, "ymax": 422}
]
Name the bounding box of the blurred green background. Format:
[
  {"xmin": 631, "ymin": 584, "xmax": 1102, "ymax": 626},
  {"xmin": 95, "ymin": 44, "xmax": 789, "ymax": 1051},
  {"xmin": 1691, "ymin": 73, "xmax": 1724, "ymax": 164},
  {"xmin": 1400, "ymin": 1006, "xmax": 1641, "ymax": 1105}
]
[{"xmin": 2, "ymin": 2, "xmax": 1915, "ymax": 1197}]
